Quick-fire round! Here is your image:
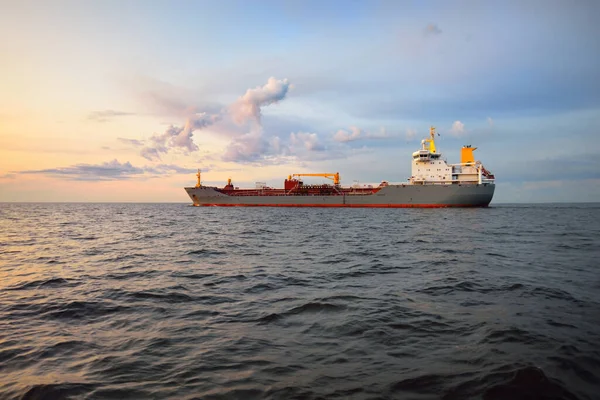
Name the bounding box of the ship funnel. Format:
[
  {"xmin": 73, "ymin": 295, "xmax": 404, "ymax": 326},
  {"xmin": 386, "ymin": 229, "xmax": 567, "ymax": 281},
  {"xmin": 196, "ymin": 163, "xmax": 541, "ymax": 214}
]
[{"xmin": 461, "ymin": 145, "xmax": 477, "ymax": 165}]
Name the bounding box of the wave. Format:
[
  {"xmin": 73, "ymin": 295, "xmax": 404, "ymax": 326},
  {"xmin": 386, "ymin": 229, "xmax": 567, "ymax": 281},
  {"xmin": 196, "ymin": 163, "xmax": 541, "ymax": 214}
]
[
  {"xmin": 16, "ymin": 383, "xmax": 97, "ymax": 400},
  {"xmin": 40, "ymin": 301, "xmax": 130, "ymax": 321},
  {"xmin": 5, "ymin": 277, "xmax": 78, "ymax": 291},
  {"xmin": 170, "ymin": 272, "xmax": 214, "ymax": 280},
  {"xmin": 480, "ymin": 327, "xmax": 547, "ymax": 345},
  {"xmin": 186, "ymin": 248, "xmax": 227, "ymax": 256},
  {"xmin": 255, "ymin": 301, "xmax": 346, "ymax": 325},
  {"xmin": 2, "ymin": 203, "xmax": 599, "ymax": 400}
]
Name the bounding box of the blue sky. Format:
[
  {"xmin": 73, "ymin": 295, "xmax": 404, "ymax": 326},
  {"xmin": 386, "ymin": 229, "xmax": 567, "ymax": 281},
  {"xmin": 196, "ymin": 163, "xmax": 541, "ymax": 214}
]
[{"xmin": 1, "ymin": 0, "xmax": 599, "ymax": 202}]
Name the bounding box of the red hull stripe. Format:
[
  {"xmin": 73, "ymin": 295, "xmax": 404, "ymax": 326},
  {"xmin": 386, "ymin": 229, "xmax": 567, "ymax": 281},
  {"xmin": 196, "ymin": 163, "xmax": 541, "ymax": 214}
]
[{"xmin": 193, "ymin": 203, "xmax": 485, "ymax": 208}]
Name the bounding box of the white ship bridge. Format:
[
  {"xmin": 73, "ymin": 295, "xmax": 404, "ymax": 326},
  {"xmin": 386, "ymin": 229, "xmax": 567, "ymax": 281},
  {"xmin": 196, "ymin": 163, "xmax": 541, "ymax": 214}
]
[{"xmin": 409, "ymin": 127, "xmax": 495, "ymax": 185}]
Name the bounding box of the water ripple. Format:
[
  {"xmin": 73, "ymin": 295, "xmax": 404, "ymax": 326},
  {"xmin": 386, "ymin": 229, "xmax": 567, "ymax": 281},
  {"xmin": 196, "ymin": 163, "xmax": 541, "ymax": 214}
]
[{"xmin": 0, "ymin": 203, "xmax": 599, "ymax": 399}]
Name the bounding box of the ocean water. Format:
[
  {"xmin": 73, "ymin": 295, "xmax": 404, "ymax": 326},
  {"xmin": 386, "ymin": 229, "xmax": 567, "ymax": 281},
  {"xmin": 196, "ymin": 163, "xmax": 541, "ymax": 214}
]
[{"xmin": 0, "ymin": 203, "xmax": 599, "ymax": 400}]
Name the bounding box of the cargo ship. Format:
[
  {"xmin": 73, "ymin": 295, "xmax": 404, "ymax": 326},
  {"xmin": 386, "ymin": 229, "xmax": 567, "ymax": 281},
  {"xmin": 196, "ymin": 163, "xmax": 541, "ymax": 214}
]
[{"xmin": 185, "ymin": 127, "xmax": 495, "ymax": 207}]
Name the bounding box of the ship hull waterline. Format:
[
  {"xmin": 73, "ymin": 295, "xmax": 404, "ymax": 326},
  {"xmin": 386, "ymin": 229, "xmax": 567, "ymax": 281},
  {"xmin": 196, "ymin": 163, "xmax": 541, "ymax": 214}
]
[{"xmin": 185, "ymin": 183, "xmax": 495, "ymax": 208}]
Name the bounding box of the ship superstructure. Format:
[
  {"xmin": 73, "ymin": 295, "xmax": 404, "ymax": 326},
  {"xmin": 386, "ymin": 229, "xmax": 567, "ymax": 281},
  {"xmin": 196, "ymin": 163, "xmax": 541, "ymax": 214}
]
[
  {"xmin": 410, "ymin": 127, "xmax": 495, "ymax": 185},
  {"xmin": 185, "ymin": 127, "xmax": 495, "ymax": 207}
]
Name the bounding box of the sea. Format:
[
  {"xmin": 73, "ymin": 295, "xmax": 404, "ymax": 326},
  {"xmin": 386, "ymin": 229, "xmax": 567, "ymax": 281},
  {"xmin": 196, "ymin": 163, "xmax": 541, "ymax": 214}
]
[{"xmin": 0, "ymin": 203, "xmax": 599, "ymax": 400}]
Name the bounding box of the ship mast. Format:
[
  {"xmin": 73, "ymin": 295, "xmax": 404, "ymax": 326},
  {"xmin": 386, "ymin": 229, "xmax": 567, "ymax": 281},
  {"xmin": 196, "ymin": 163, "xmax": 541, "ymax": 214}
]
[{"xmin": 426, "ymin": 126, "xmax": 437, "ymax": 154}]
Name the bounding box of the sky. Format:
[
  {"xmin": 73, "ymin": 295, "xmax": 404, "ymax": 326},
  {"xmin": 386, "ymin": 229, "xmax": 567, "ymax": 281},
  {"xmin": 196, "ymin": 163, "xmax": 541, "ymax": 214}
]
[{"xmin": 1, "ymin": 0, "xmax": 599, "ymax": 203}]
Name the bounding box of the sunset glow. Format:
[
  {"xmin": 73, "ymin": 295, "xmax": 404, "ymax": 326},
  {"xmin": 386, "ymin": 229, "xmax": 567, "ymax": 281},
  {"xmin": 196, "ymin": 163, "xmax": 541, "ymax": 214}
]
[{"xmin": 1, "ymin": 1, "xmax": 599, "ymax": 202}]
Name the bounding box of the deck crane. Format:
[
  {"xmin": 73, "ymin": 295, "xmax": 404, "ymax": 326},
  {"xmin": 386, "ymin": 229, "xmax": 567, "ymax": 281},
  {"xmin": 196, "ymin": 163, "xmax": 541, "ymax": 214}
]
[{"xmin": 289, "ymin": 172, "xmax": 340, "ymax": 186}]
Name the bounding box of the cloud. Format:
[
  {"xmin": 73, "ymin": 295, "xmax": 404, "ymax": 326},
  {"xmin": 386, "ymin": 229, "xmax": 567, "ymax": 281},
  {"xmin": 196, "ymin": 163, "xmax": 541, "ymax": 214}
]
[
  {"xmin": 221, "ymin": 129, "xmax": 328, "ymax": 164},
  {"xmin": 140, "ymin": 146, "xmax": 165, "ymax": 162},
  {"xmin": 424, "ymin": 23, "xmax": 442, "ymax": 36},
  {"xmin": 450, "ymin": 121, "xmax": 465, "ymax": 136},
  {"xmin": 222, "ymin": 129, "xmax": 272, "ymax": 163},
  {"xmin": 333, "ymin": 126, "xmax": 396, "ymax": 143},
  {"xmin": 221, "ymin": 128, "xmax": 295, "ymax": 165},
  {"xmin": 334, "ymin": 126, "xmax": 363, "ymax": 142},
  {"xmin": 177, "ymin": 113, "xmax": 221, "ymax": 147},
  {"xmin": 229, "ymin": 77, "xmax": 292, "ymax": 125},
  {"xmin": 368, "ymin": 127, "xmax": 393, "ymax": 140},
  {"xmin": 118, "ymin": 138, "xmax": 144, "ymax": 147},
  {"xmin": 13, "ymin": 160, "xmax": 202, "ymax": 181},
  {"xmin": 145, "ymin": 164, "xmax": 203, "ymax": 175},
  {"xmin": 16, "ymin": 159, "xmax": 145, "ymax": 181},
  {"xmin": 294, "ymin": 144, "xmax": 366, "ymax": 163},
  {"xmin": 87, "ymin": 110, "xmax": 135, "ymax": 122},
  {"xmin": 131, "ymin": 77, "xmax": 291, "ymax": 163},
  {"xmin": 290, "ymin": 132, "xmax": 325, "ymax": 151},
  {"xmin": 123, "ymin": 77, "xmax": 422, "ymax": 166},
  {"xmin": 269, "ymin": 136, "xmax": 286, "ymax": 154},
  {"xmin": 140, "ymin": 112, "xmax": 221, "ymax": 161}
]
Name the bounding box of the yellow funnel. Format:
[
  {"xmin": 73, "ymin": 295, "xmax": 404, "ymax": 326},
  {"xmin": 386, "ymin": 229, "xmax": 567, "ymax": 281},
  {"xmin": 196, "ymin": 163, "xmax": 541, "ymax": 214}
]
[{"xmin": 461, "ymin": 146, "xmax": 477, "ymax": 165}]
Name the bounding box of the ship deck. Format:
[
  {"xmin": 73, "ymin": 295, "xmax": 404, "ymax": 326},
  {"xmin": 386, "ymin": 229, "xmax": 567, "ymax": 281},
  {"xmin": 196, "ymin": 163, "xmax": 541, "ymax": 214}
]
[{"xmin": 218, "ymin": 187, "xmax": 381, "ymax": 196}]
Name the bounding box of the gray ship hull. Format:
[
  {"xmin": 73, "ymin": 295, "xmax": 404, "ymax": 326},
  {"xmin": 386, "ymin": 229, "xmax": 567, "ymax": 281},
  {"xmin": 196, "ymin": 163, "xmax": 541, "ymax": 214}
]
[{"xmin": 184, "ymin": 183, "xmax": 495, "ymax": 207}]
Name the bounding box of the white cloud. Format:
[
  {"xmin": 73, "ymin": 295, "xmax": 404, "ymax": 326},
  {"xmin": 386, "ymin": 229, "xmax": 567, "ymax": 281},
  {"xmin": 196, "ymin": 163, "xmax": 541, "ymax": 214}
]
[
  {"xmin": 229, "ymin": 77, "xmax": 292, "ymax": 125},
  {"xmin": 450, "ymin": 121, "xmax": 465, "ymax": 136},
  {"xmin": 222, "ymin": 129, "xmax": 270, "ymax": 163},
  {"xmin": 290, "ymin": 132, "xmax": 325, "ymax": 151},
  {"xmin": 334, "ymin": 126, "xmax": 363, "ymax": 142},
  {"xmin": 139, "ymin": 113, "xmax": 221, "ymax": 160},
  {"xmin": 134, "ymin": 77, "xmax": 292, "ymax": 163}
]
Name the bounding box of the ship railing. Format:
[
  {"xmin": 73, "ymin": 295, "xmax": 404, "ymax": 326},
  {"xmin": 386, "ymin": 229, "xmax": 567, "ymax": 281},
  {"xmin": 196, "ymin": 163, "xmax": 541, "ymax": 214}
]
[{"xmin": 410, "ymin": 179, "xmax": 494, "ymax": 185}]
